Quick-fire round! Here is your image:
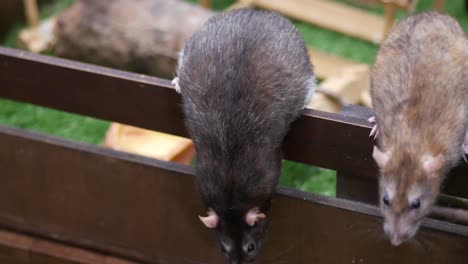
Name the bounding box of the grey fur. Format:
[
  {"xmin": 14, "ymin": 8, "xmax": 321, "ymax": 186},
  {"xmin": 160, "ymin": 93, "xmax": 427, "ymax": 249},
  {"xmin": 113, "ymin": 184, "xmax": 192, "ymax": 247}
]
[{"xmin": 175, "ymin": 8, "xmax": 315, "ymax": 263}]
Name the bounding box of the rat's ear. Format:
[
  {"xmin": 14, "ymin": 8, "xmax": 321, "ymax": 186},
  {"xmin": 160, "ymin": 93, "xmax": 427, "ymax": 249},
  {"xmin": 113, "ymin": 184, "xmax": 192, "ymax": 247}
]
[
  {"xmin": 245, "ymin": 207, "xmax": 266, "ymax": 227},
  {"xmin": 373, "ymin": 146, "xmax": 390, "ymax": 168},
  {"xmin": 199, "ymin": 208, "xmax": 219, "ymax": 229},
  {"xmin": 423, "ymin": 153, "xmax": 445, "ymax": 177}
]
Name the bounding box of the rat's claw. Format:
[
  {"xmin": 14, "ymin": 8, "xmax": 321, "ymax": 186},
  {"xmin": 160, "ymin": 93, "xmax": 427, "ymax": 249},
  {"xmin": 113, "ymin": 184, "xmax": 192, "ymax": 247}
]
[
  {"xmin": 172, "ymin": 77, "xmax": 181, "ymax": 93},
  {"xmin": 369, "ymin": 124, "xmax": 378, "ymax": 139},
  {"xmin": 368, "ymin": 116, "xmax": 379, "ymax": 140}
]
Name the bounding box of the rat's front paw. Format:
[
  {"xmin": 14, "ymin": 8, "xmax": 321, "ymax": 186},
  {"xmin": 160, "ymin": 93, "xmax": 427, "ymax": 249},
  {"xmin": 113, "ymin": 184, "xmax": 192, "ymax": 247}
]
[
  {"xmin": 172, "ymin": 77, "xmax": 181, "ymax": 93},
  {"xmin": 368, "ymin": 116, "xmax": 379, "ymax": 139}
]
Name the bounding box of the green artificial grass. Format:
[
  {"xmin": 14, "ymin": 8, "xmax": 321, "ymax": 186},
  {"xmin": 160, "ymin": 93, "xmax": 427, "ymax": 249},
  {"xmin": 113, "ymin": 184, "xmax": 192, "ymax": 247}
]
[
  {"xmin": 1, "ymin": 0, "xmax": 467, "ymax": 196},
  {"xmin": 0, "ymin": 99, "xmax": 109, "ymax": 145}
]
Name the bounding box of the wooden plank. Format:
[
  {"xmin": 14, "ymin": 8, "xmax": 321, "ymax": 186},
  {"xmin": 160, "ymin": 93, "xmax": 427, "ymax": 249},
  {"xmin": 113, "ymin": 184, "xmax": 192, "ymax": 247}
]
[
  {"xmin": 307, "ymin": 64, "xmax": 370, "ymax": 112},
  {"xmin": 252, "ymin": 0, "xmax": 386, "ymax": 43},
  {"xmin": 0, "ymin": 47, "xmax": 467, "ymax": 198},
  {"xmin": 0, "ymin": 46, "xmax": 375, "ymax": 173},
  {"xmin": 0, "ymin": 47, "xmax": 186, "ymax": 137},
  {"xmin": 337, "ymin": 170, "xmax": 378, "ymax": 203},
  {"xmin": 364, "ymin": 0, "xmax": 418, "ymax": 11},
  {"xmin": 434, "ymin": 0, "xmax": 444, "ymax": 11},
  {"xmin": 199, "ymin": 0, "xmax": 211, "ymax": 8},
  {"xmin": 103, "ymin": 123, "xmax": 195, "ymax": 165},
  {"xmin": 18, "ymin": 17, "xmax": 57, "ymax": 53},
  {"xmin": 306, "ymin": 50, "xmax": 370, "ymax": 113},
  {"xmin": 383, "ymin": 3, "xmax": 397, "ymax": 36},
  {"xmin": 226, "ymin": 0, "xmax": 255, "ymax": 10},
  {"xmin": 23, "ymin": 0, "xmax": 39, "ymax": 27},
  {"xmin": 0, "ymin": 125, "xmax": 467, "ymax": 263},
  {"xmin": 308, "ymin": 49, "xmax": 366, "ymax": 80},
  {"xmin": 0, "ymin": 229, "xmax": 139, "ymax": 264},
  {"xmin": 337, "ymin": 105, "xmax": 468, "ymax": 203}
]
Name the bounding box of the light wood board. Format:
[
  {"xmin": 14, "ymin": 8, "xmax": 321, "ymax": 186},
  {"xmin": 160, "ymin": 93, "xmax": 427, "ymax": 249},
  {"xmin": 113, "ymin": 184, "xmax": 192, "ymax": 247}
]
[{"xmin": 253, "ymin": 0, "xmax": 386, "ymax": 43}]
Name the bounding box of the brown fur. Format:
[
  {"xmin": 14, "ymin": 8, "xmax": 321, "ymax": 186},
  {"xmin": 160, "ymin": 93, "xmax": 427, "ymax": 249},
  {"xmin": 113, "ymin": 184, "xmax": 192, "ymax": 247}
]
[
  {"xmin": 371, "ymin": 11, "xmax": 468, "ymax": 244},
  {"xmin": 372, "ymin": 11, "xmax": 468, "ymax": 182}
]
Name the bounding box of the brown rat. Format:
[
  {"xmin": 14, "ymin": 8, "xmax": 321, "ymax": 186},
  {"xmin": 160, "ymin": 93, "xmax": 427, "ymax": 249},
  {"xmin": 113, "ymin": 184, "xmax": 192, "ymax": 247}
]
[
  {"xmin": 370, "ymin": 11, "xmax": 468, "ymax": 246},
  {"xmin": 173, "ymin": 8, "xmax": 315, "ymax": 263}
]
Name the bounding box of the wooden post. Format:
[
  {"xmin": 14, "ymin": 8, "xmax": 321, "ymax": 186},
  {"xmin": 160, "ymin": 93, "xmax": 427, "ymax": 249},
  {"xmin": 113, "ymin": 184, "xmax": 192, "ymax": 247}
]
[
  {"xmin": 434, "ymin": 0, "xmax": 444, "ymax": 12},
  {"xmin": 200, "ymin": 0, "xmax": 211, "ymax": 8},
  {"xmin": 383, "ymin": 3, "xmax": 396, "ymax": 38},
  {"xmin": 23, "ymin": 0, "xmax": 39, "ymax": 27}
]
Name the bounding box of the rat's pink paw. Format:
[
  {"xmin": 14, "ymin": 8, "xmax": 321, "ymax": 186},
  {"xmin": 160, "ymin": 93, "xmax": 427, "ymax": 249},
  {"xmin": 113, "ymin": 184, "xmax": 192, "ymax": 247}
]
[
  {"xmin": 368, "ymin": 116, "xmax": 378, "ymax": 139},
  {"xmin": 172, "ymin": 77, "xmax": 181, "ymax": 93}
]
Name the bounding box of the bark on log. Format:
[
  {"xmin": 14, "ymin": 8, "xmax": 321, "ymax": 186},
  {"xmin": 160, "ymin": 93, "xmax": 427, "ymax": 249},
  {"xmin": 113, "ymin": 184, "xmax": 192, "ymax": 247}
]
[{"xmin": 54, "ymin": 0, "xmax": 214, "ymax": 79}]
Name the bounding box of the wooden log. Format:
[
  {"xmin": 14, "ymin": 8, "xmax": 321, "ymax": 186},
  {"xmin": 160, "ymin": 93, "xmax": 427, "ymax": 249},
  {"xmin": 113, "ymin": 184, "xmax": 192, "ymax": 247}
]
[{"xmin": 54, "ymin": 0, "xmax": 214, "ymax": 79}]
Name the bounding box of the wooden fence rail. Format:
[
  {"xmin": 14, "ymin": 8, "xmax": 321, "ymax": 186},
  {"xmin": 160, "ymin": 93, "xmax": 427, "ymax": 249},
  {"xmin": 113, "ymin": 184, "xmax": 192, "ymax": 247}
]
[
  {"xmin": 0, "ymin": 47, "xmax": 468, "ymax": 263},
  {"xmin": 1, "ymin": 47, "xmax": 467, "ymax": 202},
  {"xmin": 0, "ymin": 125, "xmax": 467, "ymax": 263}
]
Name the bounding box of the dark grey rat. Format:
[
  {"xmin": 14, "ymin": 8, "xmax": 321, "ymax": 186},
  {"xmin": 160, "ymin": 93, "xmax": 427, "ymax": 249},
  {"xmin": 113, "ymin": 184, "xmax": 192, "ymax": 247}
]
[
  {"xmin": 173, "ymin": 8, "xmax": 315, "ymax": 264},
  {"xmin": 369, "ymin": 11, "xmax": 468, "ymax": 246}
]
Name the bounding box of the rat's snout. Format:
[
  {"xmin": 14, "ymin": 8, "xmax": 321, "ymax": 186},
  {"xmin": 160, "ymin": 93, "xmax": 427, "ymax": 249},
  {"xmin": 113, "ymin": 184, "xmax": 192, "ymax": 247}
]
[
  {"xmin": 390, "ymin": 232, "xmax": 409, "ymax": 246},
  {"xmin": 384, "ymin": 220, "xmax": 412, "ymax": 246}
]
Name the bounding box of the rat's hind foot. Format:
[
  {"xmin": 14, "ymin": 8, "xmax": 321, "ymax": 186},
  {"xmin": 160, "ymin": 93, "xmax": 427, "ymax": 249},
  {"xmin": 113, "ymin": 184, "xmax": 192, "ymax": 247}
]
[
  {"xmin": 368, "ymin": 116, "xmax": 378, "ymax": 139},
  {"xmin": 172, "ymin": 77, "xmax": 181, "ymax": 93}
]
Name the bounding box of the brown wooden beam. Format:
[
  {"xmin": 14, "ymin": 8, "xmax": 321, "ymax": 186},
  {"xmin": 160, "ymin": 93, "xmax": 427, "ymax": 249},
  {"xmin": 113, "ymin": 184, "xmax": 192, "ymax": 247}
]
[
  {"xmin": 0, "ymin": 47, "xmax": 467, "ymax": 199},
  {"xmin": 0, "ymin": 229, "xmax": 137, "ymax": 264},
  {"xmin": 0, "ymin": 125, "xmax": 467, "ymax": 263},
  {"xmin": 0, "ymin": 46, "xmax": 375, "ymax": 176}
]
